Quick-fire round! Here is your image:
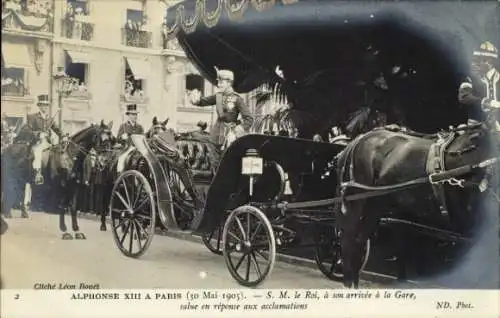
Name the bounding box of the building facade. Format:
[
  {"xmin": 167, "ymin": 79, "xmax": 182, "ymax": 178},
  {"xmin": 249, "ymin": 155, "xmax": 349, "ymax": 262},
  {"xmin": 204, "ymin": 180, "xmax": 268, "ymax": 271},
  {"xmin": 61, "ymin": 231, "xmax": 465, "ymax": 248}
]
[
  {"xmin": 1, "ymin": 0, "xmax": 256, "ymax": 135},
  {"xmin": 52, "ymin": 0, "xmax": 175, "ymax": 135},
  {"xmin": 1, "ymin": 0, "xmax": 53, "ymax": 129}
]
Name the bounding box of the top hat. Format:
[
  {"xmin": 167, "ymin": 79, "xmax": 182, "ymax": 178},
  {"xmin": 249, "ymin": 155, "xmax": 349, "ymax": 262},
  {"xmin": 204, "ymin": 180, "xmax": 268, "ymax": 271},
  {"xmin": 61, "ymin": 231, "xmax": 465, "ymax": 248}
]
[
  {"xmin": 216, "ymin": 69, "xmax": 234, "ymax": 82},
  {"xmin": 473, "ymin": 41, "xmax": 498, "ymax": 60},
  {"xmin": 125, "ymin": 104, "xmax": 138, "ymax": 115},
  {"xmin": 37, "ymin": 94, "xmax": 50, "ymax": 106},
  {"xmin": 197, "ymin": 121, "xmax": 208, "ymax": 130}
]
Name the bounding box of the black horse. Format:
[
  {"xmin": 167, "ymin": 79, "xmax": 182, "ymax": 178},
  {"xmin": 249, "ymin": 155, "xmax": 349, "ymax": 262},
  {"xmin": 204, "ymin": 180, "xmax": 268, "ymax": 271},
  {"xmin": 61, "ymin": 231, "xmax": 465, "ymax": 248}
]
[
  {"xmin": 335, "ymin": 120, "xmax": 499, "ymax": 288},
  {"xmin": 55, "ymin": 121, "xmax": 114, "ymax": 239}
]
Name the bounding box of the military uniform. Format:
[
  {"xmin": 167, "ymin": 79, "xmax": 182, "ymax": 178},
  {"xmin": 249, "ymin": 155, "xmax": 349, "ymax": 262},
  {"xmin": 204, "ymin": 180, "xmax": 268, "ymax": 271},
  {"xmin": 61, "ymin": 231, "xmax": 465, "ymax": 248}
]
[
  {"xmin": 191, "ymin": 70, "xmax": 253, "ymax": 146},
  {"xmin": 458, "ymin": 41, "xmax": 500, "ymax": 131},
  {"xmin": 191, "ymin": 69, "xmax": 253, "ymax": 171}
]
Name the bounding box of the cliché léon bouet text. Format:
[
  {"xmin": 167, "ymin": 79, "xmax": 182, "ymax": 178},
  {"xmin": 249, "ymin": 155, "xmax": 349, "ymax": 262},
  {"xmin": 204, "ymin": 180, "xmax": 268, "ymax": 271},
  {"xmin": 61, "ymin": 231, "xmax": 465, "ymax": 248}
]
[{"xmin": 33, "ymin": 282, "xmax": 100, "ymax": 290}]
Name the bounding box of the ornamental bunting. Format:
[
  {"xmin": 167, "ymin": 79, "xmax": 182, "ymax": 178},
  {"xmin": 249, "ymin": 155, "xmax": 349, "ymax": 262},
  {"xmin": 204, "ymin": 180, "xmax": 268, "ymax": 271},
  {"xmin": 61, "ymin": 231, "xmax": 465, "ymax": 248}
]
[{"xmin": 164, "ymin": 0, "xmax": 299, "ymax": 40}]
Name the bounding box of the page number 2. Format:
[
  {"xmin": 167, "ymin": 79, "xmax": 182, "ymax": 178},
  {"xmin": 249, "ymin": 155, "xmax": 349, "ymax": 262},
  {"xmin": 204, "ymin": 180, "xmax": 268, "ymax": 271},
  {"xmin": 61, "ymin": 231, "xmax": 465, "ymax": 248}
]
[{"xmin": 14, "ymin": 294, "xmax": 20, "ymax": 300}]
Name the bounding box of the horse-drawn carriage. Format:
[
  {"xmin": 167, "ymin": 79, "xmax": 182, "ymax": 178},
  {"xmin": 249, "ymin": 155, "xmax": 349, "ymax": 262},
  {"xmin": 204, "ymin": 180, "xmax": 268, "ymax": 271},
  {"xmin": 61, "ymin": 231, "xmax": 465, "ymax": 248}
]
[{"xmin": 107, "ymin": 0, "xmax": 499, "ymax": 288}]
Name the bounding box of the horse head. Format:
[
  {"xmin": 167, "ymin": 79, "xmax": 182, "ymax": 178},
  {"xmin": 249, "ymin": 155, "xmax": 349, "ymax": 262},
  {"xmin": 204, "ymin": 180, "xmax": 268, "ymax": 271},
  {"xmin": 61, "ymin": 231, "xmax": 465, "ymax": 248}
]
[
  {"xmin": 95, "ymin": 120, "xmax": 114, "ymax": 150},
  {"xmin": 147, "ymin": 116, "xmax": 169, "ymax": 138}
]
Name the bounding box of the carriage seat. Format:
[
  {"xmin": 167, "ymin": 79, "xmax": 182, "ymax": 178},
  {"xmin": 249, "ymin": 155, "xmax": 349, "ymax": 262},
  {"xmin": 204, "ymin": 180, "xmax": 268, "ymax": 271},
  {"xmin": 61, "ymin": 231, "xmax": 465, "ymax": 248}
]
[
  {"xmin": 176, "ymin": 139, "xmax": 213, "ymax": 181},
  {"xmin": 150, "ymin": 134, "xmax": 183, "ymax": 162}
]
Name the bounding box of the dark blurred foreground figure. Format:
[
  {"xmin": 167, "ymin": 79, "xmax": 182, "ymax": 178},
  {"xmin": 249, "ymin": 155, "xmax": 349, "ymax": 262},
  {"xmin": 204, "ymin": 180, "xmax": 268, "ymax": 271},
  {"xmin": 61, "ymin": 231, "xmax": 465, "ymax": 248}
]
[{"xmin": 0, "ymin": 215, "xmax": 7, "ymax": 236}]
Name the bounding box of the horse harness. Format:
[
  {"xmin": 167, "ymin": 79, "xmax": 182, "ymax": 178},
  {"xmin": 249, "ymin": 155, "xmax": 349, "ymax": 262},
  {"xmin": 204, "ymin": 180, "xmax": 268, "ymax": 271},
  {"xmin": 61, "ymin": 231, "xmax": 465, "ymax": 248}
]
[
  {"xmin": 335, "ymin": 126, "xmax": 498, "ymax": 218},
  {"xmin": 425, "ymin": 131, "xmax": 457, "ymax": 217}
]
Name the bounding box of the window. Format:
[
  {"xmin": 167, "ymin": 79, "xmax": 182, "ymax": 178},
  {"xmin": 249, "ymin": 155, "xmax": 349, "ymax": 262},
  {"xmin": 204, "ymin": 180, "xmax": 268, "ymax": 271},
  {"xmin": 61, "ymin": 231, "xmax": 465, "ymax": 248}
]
[
  {"xmin": 123, "ymin": 9, "xmax": 150, "ymax": 48},
  {"xmin": 5, "ymin": 116, "xmax": 23, "ymax": 128},
  {"xmin": 67, "ymin": 0, "xmax": 88, "ymax": 15},
  {"xmin": 65, "ymin": 53, "xmax": 89, "ymax": 94},
  {"xmin": 186, "ymin": 74, "xmax": 205, "ymax": 94},
  {"xmin": 184, "ymin": 74, "xmax": 205, "ymax": 107},
  {"xmin": 64, "ymin": 0, "xmax": 93, "ymax": 41},
  {"xmin": 124, "ymin": 59, "xmax": 145, "ymax": 100},
  {"xmin": 125, "ymin": 9, "xmax": 143, "ymax": 30},
  {"xmin": 1, "ymin": 67, "xmax": 27, "ymax": 97}
]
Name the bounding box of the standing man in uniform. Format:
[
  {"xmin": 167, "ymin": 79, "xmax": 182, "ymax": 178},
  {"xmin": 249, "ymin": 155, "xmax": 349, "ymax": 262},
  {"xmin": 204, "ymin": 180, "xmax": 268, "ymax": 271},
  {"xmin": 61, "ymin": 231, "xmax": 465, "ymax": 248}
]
[
  {"xmin": 188, "ymin": 68, "xmax": 253, "ymax": 170},
  {"xmin": 458, "ymin": 41, "xmax": 500, "ymax": 131},
  {"xmin": 116, "ymin": 104, "xmax": 145, "ymax": 172}
]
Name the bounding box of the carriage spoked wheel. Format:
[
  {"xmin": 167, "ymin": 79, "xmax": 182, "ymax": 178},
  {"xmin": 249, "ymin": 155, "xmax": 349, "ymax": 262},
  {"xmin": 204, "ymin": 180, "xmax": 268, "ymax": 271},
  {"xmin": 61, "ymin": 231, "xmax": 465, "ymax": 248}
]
[
  {"xmin": 109, "ymin": 170, "xmax": 156, "ymax": 258},
  {"xmin": 314, "ymin": 228, "xmax": 371, "ymax": 281},
  {"xmin": 222, "ymin": 205, "xmax": 276, "ymax": 287},
  {"xmin": 166, "ymin": 167, "xmax": 195, "ymax": 230},
  {"xmin": 202, "ymin": 221, "xmax": 224, "ymax": 255}
]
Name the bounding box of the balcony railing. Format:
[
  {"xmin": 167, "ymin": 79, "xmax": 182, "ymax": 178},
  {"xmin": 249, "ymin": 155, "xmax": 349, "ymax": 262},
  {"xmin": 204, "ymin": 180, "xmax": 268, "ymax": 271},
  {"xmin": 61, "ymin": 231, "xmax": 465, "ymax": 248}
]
[
  {"xmin": 67, "ymin": 90, "xmax": 92, "ymax": 99},
  {"xmin": 2, "ymin": 0, "xmax": 53, "ymax": 33},
  {"xmin": 61, "ymin": 18, "xmax": 94, "ymax": 41},
  {"xmin": 1, "ymin": 84, "xmax": 29, "ymax": 97},
  {"xmin": 163, "ymin": 37, "xmax": 182, "ymax": 51},
  {"xmin": 122, "ymin": 28, "xmax": 152, "ymax": 49},
  {"xmin": 120, "ymin": 92, "xmax": 149, "ymax": 104}
]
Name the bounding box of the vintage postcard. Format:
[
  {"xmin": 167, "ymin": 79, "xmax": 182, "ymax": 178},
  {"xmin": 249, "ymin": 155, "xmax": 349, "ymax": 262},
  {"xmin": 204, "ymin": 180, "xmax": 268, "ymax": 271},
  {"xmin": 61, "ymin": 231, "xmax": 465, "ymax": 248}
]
[{"xmin": 1, "ymin": 0, "xmax": 499, "ymax": 317}]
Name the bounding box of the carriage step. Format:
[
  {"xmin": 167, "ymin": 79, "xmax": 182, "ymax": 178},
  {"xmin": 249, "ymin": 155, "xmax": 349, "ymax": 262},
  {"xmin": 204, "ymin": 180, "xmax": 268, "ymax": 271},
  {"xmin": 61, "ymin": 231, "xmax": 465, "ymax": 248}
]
[{"xmin": 166, "ymin": 229, "xmax": 193, "ymax": 236}]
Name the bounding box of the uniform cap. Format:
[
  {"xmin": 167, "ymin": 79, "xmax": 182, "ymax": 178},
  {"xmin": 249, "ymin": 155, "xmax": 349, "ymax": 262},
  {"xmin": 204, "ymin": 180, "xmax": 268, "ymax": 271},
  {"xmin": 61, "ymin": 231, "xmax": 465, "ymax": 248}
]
[
  {"xmin": 217, "ymin": 69, "xmax": 234, "ymax": 81},
  {"xmin": 473, "ymin": 41, "xmax": 498, "ymax": 59}
]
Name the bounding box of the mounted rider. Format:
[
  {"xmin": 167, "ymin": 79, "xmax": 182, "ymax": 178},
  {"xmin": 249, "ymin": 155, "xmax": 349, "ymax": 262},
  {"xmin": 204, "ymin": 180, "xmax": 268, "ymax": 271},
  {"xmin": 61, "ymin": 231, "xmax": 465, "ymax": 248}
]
[
  {"xmin": 116, "ymin": 104, "xmax": 144, "ymax": 172},
  {"xmin": 188, "ymin": 68, "xmax": 253, "ymax": 169},
  {"xmin": 27, "ymin": 94, "xmax": 63, "ymax": 184},
  {"xmin": 458, "ymin": 41, "xmax": 500, "ymax": 132}
]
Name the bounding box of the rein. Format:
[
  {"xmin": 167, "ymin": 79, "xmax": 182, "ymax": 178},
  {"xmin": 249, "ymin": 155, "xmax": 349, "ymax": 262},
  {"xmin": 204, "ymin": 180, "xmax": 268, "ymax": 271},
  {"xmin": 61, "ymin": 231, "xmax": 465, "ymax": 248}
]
[{"xmin": 272, "ymin": 156, "xmax": 500, "ymax": 211}]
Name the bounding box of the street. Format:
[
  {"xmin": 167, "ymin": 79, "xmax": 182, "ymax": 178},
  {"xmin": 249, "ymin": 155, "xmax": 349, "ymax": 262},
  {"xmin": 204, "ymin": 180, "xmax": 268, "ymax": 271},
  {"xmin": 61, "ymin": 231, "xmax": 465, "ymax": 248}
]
[{"xmin": 1, "ymin": 210, "xmax": 380, "ymax": 289}]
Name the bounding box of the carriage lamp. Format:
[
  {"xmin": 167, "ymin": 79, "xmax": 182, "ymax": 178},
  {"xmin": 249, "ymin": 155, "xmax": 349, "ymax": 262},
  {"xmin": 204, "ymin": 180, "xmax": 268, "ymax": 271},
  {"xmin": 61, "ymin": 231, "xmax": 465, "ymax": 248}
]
[
  {"xmin": 53, "ymin": 67, "xmax": 75, "ymax": 129},
  {"xmin": 241, "ymin": 148, "xmax": 263, "ymax": 197}
]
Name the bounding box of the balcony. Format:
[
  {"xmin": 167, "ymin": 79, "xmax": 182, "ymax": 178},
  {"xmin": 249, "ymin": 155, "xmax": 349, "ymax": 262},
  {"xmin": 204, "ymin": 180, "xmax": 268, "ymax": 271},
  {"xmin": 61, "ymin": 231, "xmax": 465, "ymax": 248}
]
[
  {"xmin": 61, "ymin": 18, "xmax": 94, "ymax": 41},
  {"xmin": 120, "ymin": 91, "xmax": 149, "ymax": 104},
  {"xmin": 1, "ymin": 84, "xmax": 29, "ymax": 97},
  {"xmin": 163, "ymin": 36, "xmax": 182, "ymax": 51},
  {"xmin": 122, "ymin": 27, "xmax": 152, "ymax": 49},
  {"xmin": 2, "ymin": 0, "xmax": 53, "ymax": 33}
]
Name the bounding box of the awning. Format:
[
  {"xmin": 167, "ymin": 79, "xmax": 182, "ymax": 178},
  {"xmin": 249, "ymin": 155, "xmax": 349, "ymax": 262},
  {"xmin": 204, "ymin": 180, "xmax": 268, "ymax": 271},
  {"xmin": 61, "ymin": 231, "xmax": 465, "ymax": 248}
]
[
  {"xmin": 1, "ymin": 41, "xmax": 31, "ymax": 67},
  {"xmin": 65, "ymin": 50, "xmax": 91, "ymax": 64},
  {"xmin": 125, "ymin": 57, "xmax": 150, "ymax": 79}
]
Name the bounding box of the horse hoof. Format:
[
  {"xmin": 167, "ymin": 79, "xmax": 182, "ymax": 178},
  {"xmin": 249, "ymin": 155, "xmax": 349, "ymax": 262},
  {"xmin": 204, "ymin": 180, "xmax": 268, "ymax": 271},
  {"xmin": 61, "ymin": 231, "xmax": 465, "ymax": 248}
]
[
  {"xmin": 75, "ymin": 233, "xmax": 86, "ymax": 240},
  {"xmin": 100, "ymin": 225, "xmax": 107, "ymax": 231},
  {"xmin": 62, "ymin": 233, "xmax": 73, "ymax": 240},
  {"xmin": 21, "ymin": 213, "xmax": 29, "ymax": 218}
]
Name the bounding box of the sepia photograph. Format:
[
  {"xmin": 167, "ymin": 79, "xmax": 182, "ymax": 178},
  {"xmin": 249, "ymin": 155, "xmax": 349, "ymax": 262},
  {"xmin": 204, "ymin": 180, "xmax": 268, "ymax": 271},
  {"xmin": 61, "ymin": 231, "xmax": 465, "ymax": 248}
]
[{"xmin": 1, "ymin": 0, "xmax": 499, "ymax": 316}]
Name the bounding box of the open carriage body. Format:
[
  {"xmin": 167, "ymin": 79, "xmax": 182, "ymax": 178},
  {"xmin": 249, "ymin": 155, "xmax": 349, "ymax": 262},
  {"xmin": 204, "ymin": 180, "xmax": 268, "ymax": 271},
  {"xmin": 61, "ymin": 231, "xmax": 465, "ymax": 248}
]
[{"xmin": 109, "ymin": 130, "xmax": 366, "ymax": 285}]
